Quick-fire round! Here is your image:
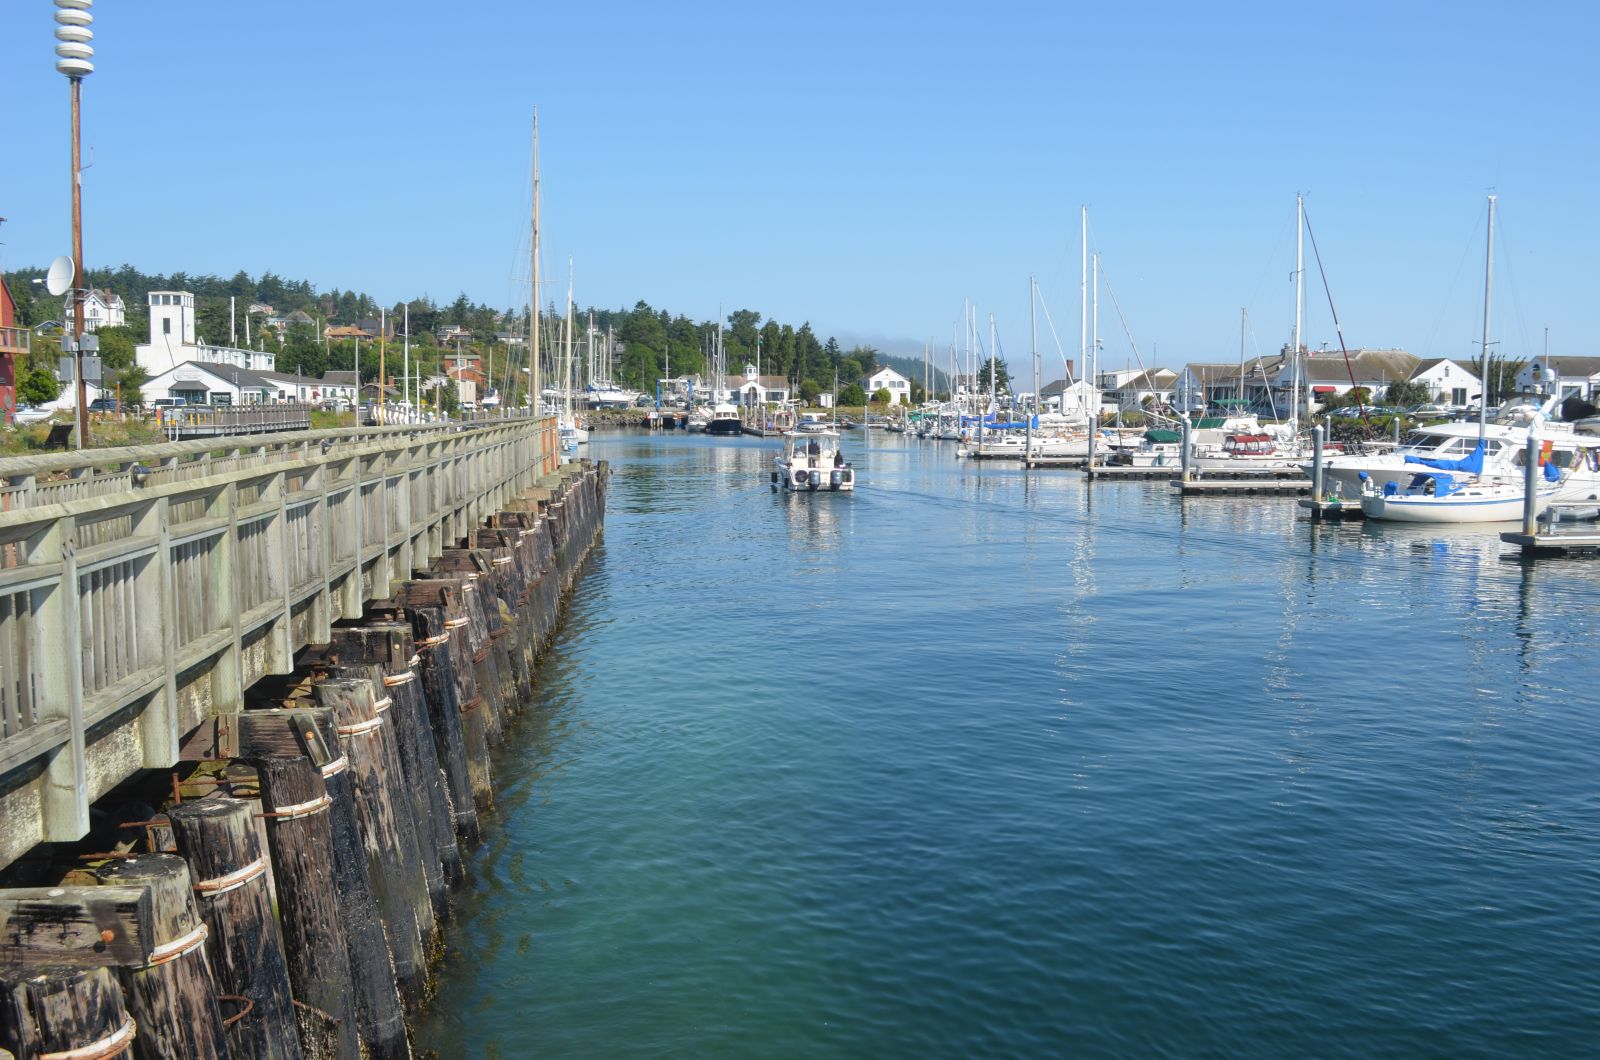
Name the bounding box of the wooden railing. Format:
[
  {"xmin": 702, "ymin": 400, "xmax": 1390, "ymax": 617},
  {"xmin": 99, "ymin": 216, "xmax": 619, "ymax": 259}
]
[
  {"xmin": 159, "ymin": 402, "xmax": 314, "ymax": 438},
  {"xmin": 0, "ymin": 325, "xmax": 29, "ymax": 356},
  {"xmin": 0, "ymin": 412, "xmax": 560, "ymax": 868}
]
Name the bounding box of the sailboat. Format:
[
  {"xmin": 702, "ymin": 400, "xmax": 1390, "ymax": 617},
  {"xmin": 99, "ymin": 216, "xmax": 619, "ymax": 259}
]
[{"xmin": 1357, "ymin": 195, "xmax": 1568, "ymax": 523}]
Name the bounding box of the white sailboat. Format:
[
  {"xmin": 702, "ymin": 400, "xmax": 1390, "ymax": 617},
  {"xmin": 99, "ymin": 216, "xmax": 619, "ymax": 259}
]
[{"xmin": 1356, "ymin": 195, "xmax": 1572, "ymax": 523}]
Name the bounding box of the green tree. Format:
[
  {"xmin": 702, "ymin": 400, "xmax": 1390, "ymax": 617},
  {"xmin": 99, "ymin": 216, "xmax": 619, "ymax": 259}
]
[
  {"xmin": 1469, "ymin": 356, "xmax": 1528, "ymax": 406},
  {"xmin": 19, "ymin": 367, "xmax": 59, "ymax": 405},
  {"xmin": 840, "ymin": 383, "xmax": 866, "ymax": 406},
  {"xmin": 977, "ymin": 356, "xmax": 1011, "ymax": 394},
  {"xmin": 94, "ymin": 325, "xmax": 138, "ymax": 371},
  {"xmin": 800, "ymin": 378, "xmax": 822, "ymax": 403},
  {"xmin": 872, "ymin": 387, "xmax": 891, "ymax": 404},
  {"xmin": 1384, "ymin": 380, "xmax": 1432, "ymax": 407}
]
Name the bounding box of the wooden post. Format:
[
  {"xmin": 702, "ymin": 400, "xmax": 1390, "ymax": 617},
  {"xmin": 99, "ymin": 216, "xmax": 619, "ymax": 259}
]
[
  {"xmin": 0, "ymin": 965, "xmax": 135, "ymax": 1060},
  {"xmin": 327, "ymin": 624, "xmax": 462, "ymax": 894},
  {"xmin": 303, "ymin": 711, "xmax": 411, "ymax": 1060},
  {"xmin": 253, "ymin": 755, "xmax": 362, "ymax": 1060},
  {"xmin": 407, "ymin": 607, "xmax": 480, "ymax": 841},
  {"xmin": 316, "ymin": 663, "xmax": 442, "ymax": 947},
  {"xmin": 167, "ymin": 797, "xmax": 303, "ymax": 1060},
  {"xmin": 409, "ymin": 601, "xmax": 493, "ymax": 811},
  {"xmin": 96, "ymin": 853, "xmax": 230, "ymax": 1060},
  {"xmin": 311, "ymin": 678, "xmax": 430, "ymax": 1010}
]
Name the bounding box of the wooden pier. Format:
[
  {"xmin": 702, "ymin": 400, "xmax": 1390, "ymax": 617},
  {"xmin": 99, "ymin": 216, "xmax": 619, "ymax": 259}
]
[{"xmin": 0, "ymin": 415, "xmax": 610, "ymax": 1058}]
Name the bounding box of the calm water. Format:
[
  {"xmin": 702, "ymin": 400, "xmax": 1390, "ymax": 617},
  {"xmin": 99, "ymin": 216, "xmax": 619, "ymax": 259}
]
[{"xmin": 414, "ymin": 430, "xmax": 1600, "ymax": 1058}]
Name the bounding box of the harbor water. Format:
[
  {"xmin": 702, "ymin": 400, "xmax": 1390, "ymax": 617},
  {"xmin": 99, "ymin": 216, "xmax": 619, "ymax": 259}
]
[{"xmin": 415, "ymin": 430, "xmax": 1600, "ymax": 1058}]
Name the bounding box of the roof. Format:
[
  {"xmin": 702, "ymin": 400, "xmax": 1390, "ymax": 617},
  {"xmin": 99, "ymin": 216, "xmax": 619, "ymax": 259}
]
[
  {"xmin": 1180, "ymin": 358, "xmax": 1283, "ymax": 385},
  {"xmin": 1534, "ymin": 356, "xmax": 1600, "ymax": 377},
  {"xmin": 737, "ymin": 375, "xmax": 790, "ymax": 388},
  {"xmin": 325, "ymin": 325, "xmax": 375, "ymax": 339},
  {"xmin": 321, "ymin": 370, "xmax": 358, "ymax": 386},
  {"xmin": 866, "ymin": 365, "xmax": 909, "ymax": 380},
  {"xmin": 1107, "ymin": 368, "xmax": 1177, "ymax": 389},
  {"xmin": 149, "ymin": 361, "xmax": 276, "ymax": 390},
  {"xmin": 1297, "ymin": 349, "xmax": 1417, "ymax": 383}
]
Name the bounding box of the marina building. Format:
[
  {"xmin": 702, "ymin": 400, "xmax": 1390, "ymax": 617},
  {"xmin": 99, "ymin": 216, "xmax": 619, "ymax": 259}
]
[{"xmin": 135, "ymin": 290, "xmax": 277, "ymax": 376}]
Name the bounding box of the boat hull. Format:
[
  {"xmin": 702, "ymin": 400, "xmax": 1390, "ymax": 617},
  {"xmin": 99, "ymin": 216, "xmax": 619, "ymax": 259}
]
[
  {"xmin": 706, "ymin": 419, "xmax": 743, "ymax": 436},
  {"xmin": 1360, "ymin": 490, "xmax": 1551, "ymax": 523}
]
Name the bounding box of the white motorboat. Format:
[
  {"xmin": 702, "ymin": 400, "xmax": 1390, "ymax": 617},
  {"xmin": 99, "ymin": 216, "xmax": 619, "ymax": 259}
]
[
  {"xmin": 1360, "ymin": 468, "xmax": 1556, "ymax": 524},
  {"xmin": 773, "ymin": 430, "xmax": 855, "ymax": 492}
]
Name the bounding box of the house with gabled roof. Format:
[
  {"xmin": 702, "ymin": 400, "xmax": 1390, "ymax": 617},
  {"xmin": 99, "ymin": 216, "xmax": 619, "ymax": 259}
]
[{"xmin": 1516, "ymin": 356, "xmax": 1600, "ymax": 405}]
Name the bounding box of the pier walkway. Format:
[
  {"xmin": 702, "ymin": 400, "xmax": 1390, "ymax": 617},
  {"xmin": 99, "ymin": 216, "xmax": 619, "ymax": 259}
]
[{"xmin": 0, "ymin": 414, "xmax": 559, "ymax": 871}]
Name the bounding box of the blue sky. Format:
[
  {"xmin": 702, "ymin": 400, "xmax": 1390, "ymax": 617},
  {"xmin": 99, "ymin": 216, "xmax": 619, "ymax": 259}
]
[{"xmin": 3, "ymin": 1, "xmax": 1595, "ymax": 376}]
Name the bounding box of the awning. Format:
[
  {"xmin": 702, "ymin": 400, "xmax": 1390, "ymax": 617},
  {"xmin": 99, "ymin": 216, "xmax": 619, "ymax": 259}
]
[{"xmin": 1312, "ymin": 385, "xmax": 1337, "ymax": 393}]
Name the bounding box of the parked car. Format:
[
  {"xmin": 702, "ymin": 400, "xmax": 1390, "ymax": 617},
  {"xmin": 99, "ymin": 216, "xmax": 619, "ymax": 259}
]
[
  {"xmin": 1406, "ymin": 403, "xmax": 1450, "ymax": 418},
  {"xmin": 88, "ymin": 397, "xmax": 122, "ymax": 413}
]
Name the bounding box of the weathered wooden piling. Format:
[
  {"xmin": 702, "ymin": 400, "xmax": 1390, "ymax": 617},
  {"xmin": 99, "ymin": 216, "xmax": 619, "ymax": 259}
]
[
  {"xmin": 167, "ymin": 797, "xmax": 303, "ymax": 1060},
  {"xmin": 328, "ymin": 624, "xmax": 462, "ymax": 894},
  {"xmin": 253, "ymin": 755, "xmax": 362, "ymax": 1060},
  {"xmin": 95, "ymin": 853, "xmax": 229, "ymax": 1060},
  {"xmin": 311, "ymin": 678, "xmax": 431, "ymax": 1011},
  {"xmin": 404, "ymin": 588, "xmax": 494, "ymax": 811},
  {"xmin": 0, "ymin": 965, "xmax": 136, "ymax": 1060},
  {"xmin": 315, "ymin": 660, "xmax": 443, "ymax": 946},
  {"xmin": 310, "ymin": 710, "xmax": 411, "ymax": 1060},
  {"xmin": 406, "ymin": 605, "xmax": 482, "ymax": 840}
]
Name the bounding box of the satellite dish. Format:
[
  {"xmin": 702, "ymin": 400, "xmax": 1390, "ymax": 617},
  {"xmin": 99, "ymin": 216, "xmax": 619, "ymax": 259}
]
[{"xmin": 46, "ymin": 256, "xmax": 75, "ymax": 297}]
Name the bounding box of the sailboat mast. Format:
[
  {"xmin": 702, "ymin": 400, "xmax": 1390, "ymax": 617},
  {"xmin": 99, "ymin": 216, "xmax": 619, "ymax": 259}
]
[
  {"xmin": 1479, "ymin": 194, "xmax": 1496, "ymax": 444},
  {"xmin": 1030, "ymin": 275, "xmax": 1039, "ymax": 427},
  {"xmin": 530, "ymin": 108, "xmax": 541, "ymax": 414},
  {"xmin": 1091, "ymin": 251, "xmax": 1100, "ymax": 418},
  {"xmin": 563, "ymin": 259, "xmax": 573, "ymax": 420},
  {"xmin": 1239, "ymin": 307, "xmax": 1248, "ymax": 407},
  {"xmin": 1292, "ymin": 193, "xmax": 1303, "ymax": 428},
  {"xmin": 1080, "ymin": 206, "xmax": 1088, "ymax": 415}
]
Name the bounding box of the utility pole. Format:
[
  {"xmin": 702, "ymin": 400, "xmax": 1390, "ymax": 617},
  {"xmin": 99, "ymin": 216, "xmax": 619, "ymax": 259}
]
[{"xmin": 55, "ymin": 0, "xmax": 95, "ymax": 447}]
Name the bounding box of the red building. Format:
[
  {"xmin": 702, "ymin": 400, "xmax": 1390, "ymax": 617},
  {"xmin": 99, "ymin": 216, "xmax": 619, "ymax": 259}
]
[{"xmin": 0, "ymin": 275, "xmax": 29, "ymax": 425}]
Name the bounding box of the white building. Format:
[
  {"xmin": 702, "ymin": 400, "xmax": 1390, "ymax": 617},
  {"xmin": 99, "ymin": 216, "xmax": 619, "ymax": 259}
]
[
  {"xmin": 865, "ymin": 366, "xmax": 911, "ymax": 405},
  {"xmin": 81, "ymin": 289, "xmax": 126, "ymax": 333},
  {"xmin": 1407, "ymin": 358, "xmax": 1479, "ymax": 407},
  {"xmin": 1516, "ymin": 356, "xmax": 1600, "ymax": 405},
  {"xmin": 141, "ymin": 362, "xmax": 278, "ymax": 406},
  {"xmin": 136, "ymin": 291, "xmax": 276, "ymax": 376},
  {"xmin": 258, "ymin": 370, "xmax": 360, "ymax": 406},
  {"xmin": 733, "ymin": 364, "xmax": 791, "ymax": 405}
]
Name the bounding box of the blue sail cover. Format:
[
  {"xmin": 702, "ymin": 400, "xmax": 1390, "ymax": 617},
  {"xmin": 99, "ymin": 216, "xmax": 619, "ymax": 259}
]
[
  {"xmin": 1405, "ymin": 441, "xmax": 1485, "ymax": 474},
  {"xmin": 981, "ymin": 416, "xmax": 1038, "ymax": 430},
  {"xmin": 1544, "ymin": 459, "xmax": 1562, "ymax": 482}
]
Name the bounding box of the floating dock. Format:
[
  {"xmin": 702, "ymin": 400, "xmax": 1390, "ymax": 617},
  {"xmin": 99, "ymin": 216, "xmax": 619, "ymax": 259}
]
[
  {"xmin": 1298, "ymin": 496, "xmax": 1367, "ymax": 520},
  {"xmin": 1171, "ymin": 469, "xmax": 1311, "ymax": 495}
]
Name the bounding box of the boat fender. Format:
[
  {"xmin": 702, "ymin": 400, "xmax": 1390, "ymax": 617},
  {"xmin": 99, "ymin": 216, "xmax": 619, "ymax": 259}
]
[{"xmin": 794, "ymin": 471, "xmax": 808, "ymax": 487}]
